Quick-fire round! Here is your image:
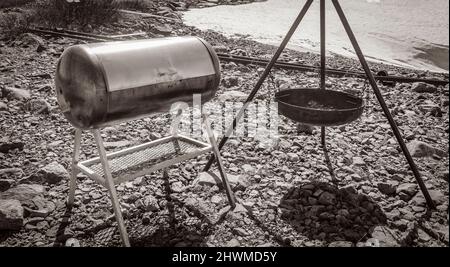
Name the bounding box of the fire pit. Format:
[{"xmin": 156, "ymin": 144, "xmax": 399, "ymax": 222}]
[{"xmin": 275, "ymin": 88, "xmax": 364, "ymax": 126}]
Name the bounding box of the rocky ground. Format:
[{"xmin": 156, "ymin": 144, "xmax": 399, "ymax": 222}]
[{"xmin": 0, "ymin": 1, "xmax": 449, "ymax": 247}]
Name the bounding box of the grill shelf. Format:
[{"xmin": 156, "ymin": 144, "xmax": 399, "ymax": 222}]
[{"xmin": 76, "ymin": 135, "xmax": 212, "ymax": 186}]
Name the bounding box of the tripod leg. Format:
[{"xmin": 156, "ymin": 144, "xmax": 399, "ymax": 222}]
[
  {"xmin": 68, "ymin": 129, "xmax": 82, "ymax": 207},
  {"xmin": 320, "ymin": 0, "xmax": 326, "ymax": 149},
  {"xmin": 203, "ymin": 114, "xmax": 236, "ymax": 208},
  {"xmin": 92, "ymin": 130, "xmax": 131, "ymax": 246},
  {"xmin": 332, "ymin": 0, "xmax": 435, "ymax": 209},
  {"xmin": 203, "ymin": 0, "xmax": 314, "ymax": 172}
]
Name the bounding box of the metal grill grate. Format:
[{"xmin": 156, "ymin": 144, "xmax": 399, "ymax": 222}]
[{"xmin": 79, "ymin": 137, "xmax": 209, "ymax": 179}]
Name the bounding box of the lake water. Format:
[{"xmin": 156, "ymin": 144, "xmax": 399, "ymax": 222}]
[{"xmin": 183, "ymin": 0, "xmax": 449, "ymax": 72}]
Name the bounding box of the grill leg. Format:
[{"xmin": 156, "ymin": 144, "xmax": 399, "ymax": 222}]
[
  {"xmin": 171, "ymin": 108, "xmax": 183, "ymax": 154},
  {"xmin": 68, "ymin": 129, "xmax": 82, "ymax": 207},
  {"xmin": 203, "ymin": 114, "xmax": 236, "ymax": 208},
  {"xmin": 92, "ymin": 130, "xmax": 131, "ymax": 247}
]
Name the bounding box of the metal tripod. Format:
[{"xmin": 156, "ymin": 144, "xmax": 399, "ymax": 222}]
[{"xmin": 203, "ymin": 0, "xmax": 436, "ymax": 209}]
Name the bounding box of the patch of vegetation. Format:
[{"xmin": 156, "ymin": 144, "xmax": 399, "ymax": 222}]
[
  {"xmin": 0, "ymin": 0, "xmax": 34, "ymax": 9},
  {"xmin": 0, "ymin": 11, "xmax": 34, "ymax": 40},
  {"xmin": 33, "ymin": 0, "xmax": 120, "ymax": 28}
]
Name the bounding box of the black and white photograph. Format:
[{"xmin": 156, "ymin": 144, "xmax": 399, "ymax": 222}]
[{"xmin": 0, "ymin": 0, "xmax": 448, "ymax": 256}]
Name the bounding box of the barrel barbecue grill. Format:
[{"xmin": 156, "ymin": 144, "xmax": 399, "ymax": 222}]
[{"xmin": 55, "ymin": 37, "xmax": 236, "ymax": 247}]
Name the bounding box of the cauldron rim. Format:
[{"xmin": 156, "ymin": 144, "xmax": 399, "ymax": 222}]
[{"xmin": 274, "ymin": 88, "xmax": 365, "ymax": 112}]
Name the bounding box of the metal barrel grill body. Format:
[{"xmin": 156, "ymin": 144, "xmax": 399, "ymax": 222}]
[{"xmin": 55, "ymin": 36, "xmax": 221, "ymax": 129}]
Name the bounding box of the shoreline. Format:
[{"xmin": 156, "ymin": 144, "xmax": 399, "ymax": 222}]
[{"xmin": 182, "ymin": 0, "xmax": 449, "ymax": 75}]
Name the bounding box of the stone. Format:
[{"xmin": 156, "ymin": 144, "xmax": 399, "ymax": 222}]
[
  {"xmin": 36, "ymin": 44, "xmax": 46, "ymax": 53},
  {"xmin": 377, "ymin": 182, "xmax": 397, "ymax": 196},
  {"xmin": 23, "ymin": 195, "xmax": 55, "ymax": 218},
  {"xmin": 0, "ymin": 199, "xmax": 24, "ymax": 230},
  {"xmin": 233, "ymin": 227, "xmax": 249, "ymax": 236},
  {"xmin": 0, "ymin": 168, "xmax": 24, "ymax": 178},
  {"xmin": 297, "ymin": 124, "xmax": 315, "ymax": 135},
  {"xmin": 428, "ymin": 106, "xmax": 443, "ymax": 117},
  {"xmin": 428, "ymin": 190, "xmax": 446, "ymax": 205},
  {"xmin": 407, "ymin": 140, "xmax": 446, "ymax": 158},
  {"xmin": 241, "ymin": 164, "xmax": 255, "ymax": 173},
  {"xmin": 410, "ymin": 190, "xmax": 446, "ymax": 206},
  {"xmin": 194, "ymin": 171, "xmax": 248, "ymax": 190},
  {"xmin": 222, "ymin": 76, "xmax": 239, "ymax": 88},
  {"xmin": 152, "ymin": 24, "xmax": 173, "ymax": 35},
  {"xmin": 396, "ymin": 183, "xmax": 418, "ymax": 196},
  {"xmin": 277, "ymin": 138, "xmax": 292, "ymax": 149},
  {"xmin": 352, "ymin": 157, "xmax": 365, "ymax": 166},
  {"xmin": 65, "ymin": 238, "xmax": 80, "ymax": 247},
  {"xmin": 370, "ymin": 226, "xmax": 400, "ymax": 247},
  {"xmin": 123, "ymin": 193, "xmax": 140, "ymax": 204},
  {"xmin": 104, "ymin": 140, "xmax": 133, "ymax": 149},
  {"xmin": 41, "ymin": 162, "xmax": 69, "ymax": 184},
  {"xmin": 1, "ymin": 87, "xmax": 31, "ymax": 101},
  {"xmin": 25, "ymin": 99, "xmax": 50, "ymax": 114},
  {"xmin": 226, "ymin": 238, "xmax": 241, "ymax": 247},
  {"xmin": 143, "ymin": 195, "xmax": 159, "ymax": 212},
  {"xmin": 411, "ymin": 82, "xmax": 437, "ymax": 93},
  {"xmin": 0, "ymin": 101, "xmax": 7, "ymax": 111},
  {"xmin": 328, "ymin": 241, "xmax": 353, "ymax": 247},
  {"xmin": 218, "ymin": 90, "xmax": 247, "ymax": 102},
  {"xmin": 232, "ymin": 203, "xmax": 248, "ymax": 213},
  {"xmin": 16, "ymin": 33, "xmax": 45, "ymax": 48},
  {"xmin": 25, "ymin": 162, "xmax": 69, "ymax": 184},
  {"xmin": 287, "ymin": 153, "xmax": 299, "ymax": 162},
  {"xmin": 171, "ymin": 181, "xmax": 185, "ymax": 193},
  {"xmin": 318, "ymin": 191, "xmax": 336, "ymax": 205},
  {"xmin": 0, "ymin": 184, "xmax": 45, "ymax": 203},
  {"xmin": 211, "ymin": 195, "xmax": 222, "ymax": 204},
  {"xmin": 0, "ymin": 138, "xmax": 24, "ymax": 153},
  {"xmin": 195, "ymin": 171, "xmax": 219, "ymax": 187},
  {"xmin": 149, "ymin": 132, "xmax": 162, "ymax": 140},
  {"xmin": 0, "ymin": 179, "xmax": 14, "ymax": 192},
  {"xmin": 398, "ymin": 192, "xmax": 412, "ymax": 202}
]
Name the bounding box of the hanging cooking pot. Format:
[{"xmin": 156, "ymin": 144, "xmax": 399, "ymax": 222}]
[{"xmin": 275, "ymin": 88, "xmax": 365, "ymax": 126}]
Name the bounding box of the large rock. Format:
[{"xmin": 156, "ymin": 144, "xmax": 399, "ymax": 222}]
[
  {"xmin": 1, "ymin": 87, "xmax": 31, "ymax": 101},
  {"xmin": 407, "ymin": 140, "xmax": 446, "ymax": 158},
  {"xmin": 0, "ymin": 184, "xmax": 45, "ymax": 204},
  {"xmin": 24, "ymin": 162, "xmax": 69, "ymax": 184},
  {"xmin": 0, "ymin": 199, "xmax": 24, "ymax": 230},
  {"xmin": 369, "ymin": 226, "xmax": 401, "ymax": 247},
  {"xmin": 410, "ymin": 190, "xmax": 447, "ymax": 206},
  {"xmin": 411, "ymin": 82, "xmax": 437, "ymax": 93}
]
